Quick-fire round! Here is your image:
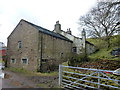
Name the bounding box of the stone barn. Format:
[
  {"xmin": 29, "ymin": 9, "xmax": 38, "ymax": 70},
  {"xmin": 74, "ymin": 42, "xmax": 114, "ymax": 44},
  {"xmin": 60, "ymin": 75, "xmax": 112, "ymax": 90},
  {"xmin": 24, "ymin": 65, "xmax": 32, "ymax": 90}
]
[{"xmin": 7, "ymin": 19, "xmax": 96, "ymax": 72}]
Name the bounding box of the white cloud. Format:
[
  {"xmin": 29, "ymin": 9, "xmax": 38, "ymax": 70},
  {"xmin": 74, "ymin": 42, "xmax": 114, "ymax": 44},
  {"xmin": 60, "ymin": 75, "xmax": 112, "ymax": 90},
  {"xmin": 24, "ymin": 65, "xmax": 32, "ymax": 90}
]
[{"xmin": 0, "ymin": 0, "xmax": 97, "ymax": 45}]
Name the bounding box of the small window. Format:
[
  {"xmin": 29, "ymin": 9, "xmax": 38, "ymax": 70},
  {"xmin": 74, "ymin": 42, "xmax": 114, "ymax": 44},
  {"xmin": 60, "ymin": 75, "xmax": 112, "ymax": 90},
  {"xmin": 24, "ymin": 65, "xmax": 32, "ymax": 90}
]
[
  {"xmin": 18, "ymin": 41, "xmax": 22, "ymax": 48},
  {"xmin": 11, "ymin": 58, "xmax": 16, "ymax": 64},
  {"xmin": 72, "ymin": 47, "xmax": 77, "ymax": 53},
  {"xmin": 42, "ymin": 59, "xmax": 48, "ymax": 62},
  {"xmin": 60, "ymin": 53, "xmax": 63, "ymax": 57},
  {"xmin": 21, "ymin": 58, "xmax": 28, "ymax": 64}
]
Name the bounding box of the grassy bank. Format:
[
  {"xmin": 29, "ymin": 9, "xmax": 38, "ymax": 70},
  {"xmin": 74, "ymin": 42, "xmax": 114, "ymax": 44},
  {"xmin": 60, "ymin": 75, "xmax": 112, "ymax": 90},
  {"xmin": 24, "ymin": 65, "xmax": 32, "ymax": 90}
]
[
  {"xmin": 88, "ymin": 48, "xmax": 120, "ymax": 61},
  {"xmin": 87, "ymin": 35, "xmax": 120, "ymax": 61},
  {"xmin": 87, "ymin": 35, "xmax": 120, "ymax": 49}
]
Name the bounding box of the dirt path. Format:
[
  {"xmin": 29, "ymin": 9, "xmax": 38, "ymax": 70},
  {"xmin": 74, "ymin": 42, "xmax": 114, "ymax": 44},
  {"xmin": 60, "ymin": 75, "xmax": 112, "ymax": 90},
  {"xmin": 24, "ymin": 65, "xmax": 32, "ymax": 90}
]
[
  {"xmin": 27, "ymin": 75, "xmax": 59, "ymax": 88},
  {"xmin": 2, "ymin": 70, "xmax": 38, "ymax": 88},
  {"xmin": 2, "ymin": 70, "xmax": 59, "ymax": 88}
]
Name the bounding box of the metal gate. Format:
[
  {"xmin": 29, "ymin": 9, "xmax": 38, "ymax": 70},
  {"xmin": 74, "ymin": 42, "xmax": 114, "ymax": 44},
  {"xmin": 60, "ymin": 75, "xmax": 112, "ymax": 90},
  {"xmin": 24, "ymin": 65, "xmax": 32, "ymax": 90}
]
[{"xmin": 59, "ymin": 65, "xmax": 120, "ymax": 89}]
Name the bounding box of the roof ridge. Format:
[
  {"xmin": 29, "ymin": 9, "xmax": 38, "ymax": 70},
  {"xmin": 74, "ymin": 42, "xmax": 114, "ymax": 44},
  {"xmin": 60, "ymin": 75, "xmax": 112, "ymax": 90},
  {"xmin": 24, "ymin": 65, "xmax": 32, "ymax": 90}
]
[
  {"xmin": 21, "ymin": 19, "xmax": 49, "ymax": 31},
  {"xmin": 22, "ymin": 19, "xmax": 72, "ymax": 42}
]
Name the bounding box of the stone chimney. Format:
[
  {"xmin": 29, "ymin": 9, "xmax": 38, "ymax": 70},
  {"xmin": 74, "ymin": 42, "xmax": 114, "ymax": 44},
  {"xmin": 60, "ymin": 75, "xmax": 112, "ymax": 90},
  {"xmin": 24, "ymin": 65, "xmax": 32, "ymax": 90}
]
[
  {"xmin": 66, "ymin": 28, "xmax": 72, "ymax": 35},
  {"xmin": 82, "ymin": 29, "xmax": 86, "ymax": 49},
  {"xmin": 54, "ymin": 21, "xmax": 61, "ymax": 33}
]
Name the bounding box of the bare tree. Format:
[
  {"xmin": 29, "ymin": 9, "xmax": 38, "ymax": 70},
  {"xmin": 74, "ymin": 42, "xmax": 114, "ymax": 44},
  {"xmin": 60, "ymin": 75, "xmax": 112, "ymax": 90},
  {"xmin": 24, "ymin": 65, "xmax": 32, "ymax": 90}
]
[{"xmin": 78, "ymin": 0, "xmax": 120, "ymax": 48}]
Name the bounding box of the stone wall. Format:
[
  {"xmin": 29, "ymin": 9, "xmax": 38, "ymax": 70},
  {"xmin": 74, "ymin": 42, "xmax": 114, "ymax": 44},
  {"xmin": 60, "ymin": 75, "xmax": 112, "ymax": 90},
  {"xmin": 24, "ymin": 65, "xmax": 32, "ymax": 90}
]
[
  {"xmin": 39, "ymin": 32, "xmax": 72, "ymax": 72},
  {"xmin": 7, "ymin": 20, "xmax": 39, "ymax": 71},
  {"xmin": 54, "ymin": 30, "xmax": 83, "ymax": 54},
  {"xmin": 7, "ymin": 20, "xmax": 73, "ymax": 72},
  {"xmin": 86, "ymin": 43, "xmax": 96, "ymax": 55}
]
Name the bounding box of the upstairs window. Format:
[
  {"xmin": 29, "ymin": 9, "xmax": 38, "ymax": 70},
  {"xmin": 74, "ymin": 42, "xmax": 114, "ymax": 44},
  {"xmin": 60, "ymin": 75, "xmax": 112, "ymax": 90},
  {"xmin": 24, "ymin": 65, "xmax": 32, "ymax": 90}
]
[
  {"xmin": 18, "ymin": 41, "xmax": 22, "ymax": 48},
  {"xmin": 21, "ymin": 58, "xmax": 28, "ymax": 64},
  {"xmin": 60, "ymin": 53, "xmax": 63, "ymax": 58},
  {"xmin": 72, "ymin": 47, "xmax": 77, "ymax": 53},
  {"xmin": 11, "ymin": 58, "xmax": 16, "ymax": 64}
]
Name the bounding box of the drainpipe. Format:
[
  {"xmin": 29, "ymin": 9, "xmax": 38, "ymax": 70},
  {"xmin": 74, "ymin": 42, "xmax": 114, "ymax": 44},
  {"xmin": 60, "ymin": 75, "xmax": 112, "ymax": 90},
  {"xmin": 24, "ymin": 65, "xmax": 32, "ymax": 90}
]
[
  {"xmin": 37, "ymin": 32, "xmax": 43, "ymax": 72},
  {"xmin": 40, "ymin": 32, "xmax": 43, "ymax": 72}
]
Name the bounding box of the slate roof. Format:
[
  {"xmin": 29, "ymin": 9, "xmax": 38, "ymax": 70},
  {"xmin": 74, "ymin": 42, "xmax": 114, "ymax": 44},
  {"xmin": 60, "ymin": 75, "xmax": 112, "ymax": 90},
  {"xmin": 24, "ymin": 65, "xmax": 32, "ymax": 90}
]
[{"xmin": 23, "ymin": 20, "xmax": 73, "ymax": 42}]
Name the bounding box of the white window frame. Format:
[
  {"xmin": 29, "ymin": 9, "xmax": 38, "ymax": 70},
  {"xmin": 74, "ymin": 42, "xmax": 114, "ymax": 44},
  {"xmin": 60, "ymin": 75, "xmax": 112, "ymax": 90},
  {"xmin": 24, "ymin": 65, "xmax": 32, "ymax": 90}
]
[
  {"xmin": 11, "ymin": 58, "xmax": 16, "ymax": 64},
  {"xmin": 21, "ymin": 58, "xmax": 28, "ymax": 64},
  {"xmin": 18, "ymin": 41, "xmax": 22, "ymax": 49}
]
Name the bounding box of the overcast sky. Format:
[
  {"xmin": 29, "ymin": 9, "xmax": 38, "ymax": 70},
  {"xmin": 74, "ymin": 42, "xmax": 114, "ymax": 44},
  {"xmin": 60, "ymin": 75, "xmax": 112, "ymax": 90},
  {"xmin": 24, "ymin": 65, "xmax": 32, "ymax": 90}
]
[{"xmin": 0, "ymin": 0, "xmax": 97, "ymax": 45}]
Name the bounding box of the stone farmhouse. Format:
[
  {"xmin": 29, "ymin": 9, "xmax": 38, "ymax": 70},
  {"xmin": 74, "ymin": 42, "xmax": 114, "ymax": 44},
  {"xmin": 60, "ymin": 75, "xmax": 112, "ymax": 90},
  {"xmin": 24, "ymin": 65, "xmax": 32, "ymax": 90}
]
[{"xmin": 7, "ymin": 19, "xmax": 96, "ymax": 72}]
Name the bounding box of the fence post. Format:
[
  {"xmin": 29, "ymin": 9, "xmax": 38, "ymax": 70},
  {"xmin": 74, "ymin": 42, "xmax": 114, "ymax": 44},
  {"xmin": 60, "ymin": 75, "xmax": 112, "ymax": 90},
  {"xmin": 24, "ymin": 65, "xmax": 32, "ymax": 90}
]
[
  {"xmin": 59, "ymin": 65, "xmax": 62, "ymax": 87},
  {"xmin": 98, "ymin": 69, "xmax": 100, "ymax": 89}
]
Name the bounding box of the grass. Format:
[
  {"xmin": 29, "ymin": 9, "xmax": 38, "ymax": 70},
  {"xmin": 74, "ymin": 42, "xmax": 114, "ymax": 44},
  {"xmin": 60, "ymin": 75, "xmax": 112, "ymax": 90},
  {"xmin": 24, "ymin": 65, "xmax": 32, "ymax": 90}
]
[
  {"xmin": 87, "ymin": 35, "xmax": 120, "ymax": 49},
  {"xmin": 34, "ymin": 71, "xmax": 58, "ymax": 76},
  {"xmin": 87, "ymin": 35, "xmax": 120, "ymax": 61},
  {"xmin": 5, "ymin": 67, "xmax": 58, "ymax": 76},
  {"xmin": 0, "ymin": 60, "xmax": 2, "ymax": 63},
  {"xmin": 62, "ymin": 61, "xmax": 68, "ymax": 66},
  {"xmin": 0, "ymin": 59, "xmax": 4, "ymax": 63},
  {"xmin": 88, "ymin": 48, "xmax": 120, "ymax": 61},
  {"xmin": 5, "ymin": 67, "xmax": 33, "ymax": 75},
  {"xmin": 36, "ymin": 83, "xmax": 47, "ymax": 88},
  {"xmin": 36, "ymin": 83, "xmax": 60, "ymax": 88}
]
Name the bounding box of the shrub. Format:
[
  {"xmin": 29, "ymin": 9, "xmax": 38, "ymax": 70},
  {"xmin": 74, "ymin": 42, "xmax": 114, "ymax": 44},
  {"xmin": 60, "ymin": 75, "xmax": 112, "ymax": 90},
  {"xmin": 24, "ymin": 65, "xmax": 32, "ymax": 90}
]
[{"xmin": 68, "ymin": 54, "xmax": 90, "ymax": 66}]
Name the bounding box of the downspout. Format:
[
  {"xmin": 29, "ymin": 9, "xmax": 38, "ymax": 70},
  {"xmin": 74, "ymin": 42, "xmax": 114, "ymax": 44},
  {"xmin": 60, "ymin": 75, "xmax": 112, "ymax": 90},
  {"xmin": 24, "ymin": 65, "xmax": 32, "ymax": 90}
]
[
  {"xmin": 37, "ymin": 31, "xmax": 43, "ymax": 72},
  {"xmin": 40, "ymin": 32, "xmax": 43, "ymax": 72},
  {"xmin": 37, "ymin": 31, "xmax": 40, "ymax": 72}
]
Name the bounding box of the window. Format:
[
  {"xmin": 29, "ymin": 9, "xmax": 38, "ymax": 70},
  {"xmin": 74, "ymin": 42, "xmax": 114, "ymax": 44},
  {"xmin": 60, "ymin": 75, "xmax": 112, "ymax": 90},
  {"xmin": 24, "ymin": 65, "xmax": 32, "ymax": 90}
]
[
  {"xmin": 72, "ymin": 47, "xmax": 77, "ymax": 53},
  {"xmin": 18, "ymin": 41, "xmax": 22, "ymax": 48},
  {"xmin": 60, "ymin": 53, "xmax": 63, "ymax": 57},
  {"xmin": 11, "ymin": 58, "xmax": 16, "ymax": 64},
  {"xmin": 41, "ymin": 59, "xmax": 48, "ymax": 62},
  {"xmin": 21, "ymin": 58, "xmax": 28, "ymax": 64}
]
